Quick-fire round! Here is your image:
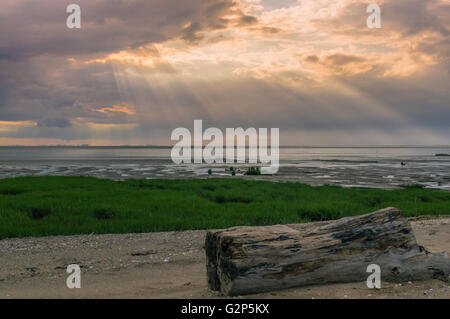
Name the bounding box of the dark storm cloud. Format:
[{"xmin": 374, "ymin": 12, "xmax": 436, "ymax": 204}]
[{"xmin": 0, "ymin": 0, "xmax": 238, "ymax": 61}]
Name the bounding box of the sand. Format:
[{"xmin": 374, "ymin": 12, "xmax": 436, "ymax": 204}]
[{"xmin": 0, "ymin": 217, "xmax": 449, "ymax": 299}]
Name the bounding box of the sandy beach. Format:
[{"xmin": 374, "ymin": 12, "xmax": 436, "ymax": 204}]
[{"xmin": 0, "ymin": 216, "xmax": 449, "ymax": 299}]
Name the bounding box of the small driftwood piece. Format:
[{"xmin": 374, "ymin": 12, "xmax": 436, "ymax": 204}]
[{"xmin": 205, "ymin": 207, "xmax": 450, "ymax": 296}]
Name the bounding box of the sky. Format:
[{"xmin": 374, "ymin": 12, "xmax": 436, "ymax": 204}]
[{"xmin": 0, "ymin": 0, "xmax": 449, "ymax": 146}]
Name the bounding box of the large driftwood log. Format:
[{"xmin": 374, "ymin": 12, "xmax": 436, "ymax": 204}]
[{"xmin": 205, "ymin": 207, "xmax": 450, "ymax": 296}]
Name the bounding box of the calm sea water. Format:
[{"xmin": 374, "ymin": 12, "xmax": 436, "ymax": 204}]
[{"xmin": 0, "ymin": 147, "xmax": 449, "ymax": 190}]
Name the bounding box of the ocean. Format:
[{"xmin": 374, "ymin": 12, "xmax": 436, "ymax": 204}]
[{"xmin": 0, "ymin": 146, "xmax": 449, "ymax": 190}]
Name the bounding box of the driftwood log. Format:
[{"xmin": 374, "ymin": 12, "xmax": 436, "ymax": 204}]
[{"xmin": 205, "ymin": 207, "xmax": 450, "ymax": 296}]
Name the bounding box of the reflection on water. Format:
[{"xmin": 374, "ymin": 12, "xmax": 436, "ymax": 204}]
[{"xmin": 0, "ymin": 147, "xmax": 449, "ymax": 190}]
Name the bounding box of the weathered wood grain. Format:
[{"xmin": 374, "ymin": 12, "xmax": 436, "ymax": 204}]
[{"xmin": 205, "ymin": 207, "xmax": 450, "ymax": 296}]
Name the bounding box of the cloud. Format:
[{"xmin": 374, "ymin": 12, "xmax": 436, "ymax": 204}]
[
  {"xmin": 0, "ymin": 0, "xmax": 239, "ymax": 60},
  {"xmin": 37, "ymin": 118, "xmax": 72, "ymax": 128},
  {"xmin": 237, "ymin": 15, "xmax": 259, "ymax": 26},
  {"xmin": 181, "ymin": 22, "xmax": 206, "ymax": 43},
  {"xmin": 0, "ymin": 0, "xmax": 449, "ymax": 145},
  {"xmin": 325, "ymin": 54, "xmax": 366, "ymax": 66}
]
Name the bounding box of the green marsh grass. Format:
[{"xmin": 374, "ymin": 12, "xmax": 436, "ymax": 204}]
[{"xmin": 0, "ymin": 176, "xmax": 448, "ymax": 239}]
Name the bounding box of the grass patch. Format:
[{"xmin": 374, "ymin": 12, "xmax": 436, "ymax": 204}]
[
  {"xmin": 30, "ymin": 207, "xmax": 52, "ymax": 220},
  {"xmin": 213, "ymin": 194, "xmax": 253, "ymax": 204},
  {"xmin": 93, "ymin": 208, "xmax": 116, "ymax": 220},
  {"xmin": 0, "ymin": 188, "xmax": 26, "ymax": 195},
  {"xmin": 245, "ymin": 167, "xmax": 261, "ymax": 175},
  {"xmin": 0, "ymin": 176, "xmax": 448, "ymax": 239}
]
